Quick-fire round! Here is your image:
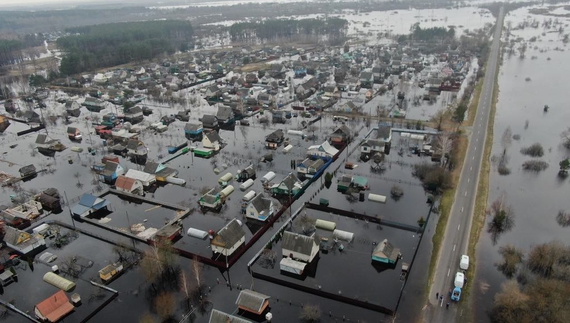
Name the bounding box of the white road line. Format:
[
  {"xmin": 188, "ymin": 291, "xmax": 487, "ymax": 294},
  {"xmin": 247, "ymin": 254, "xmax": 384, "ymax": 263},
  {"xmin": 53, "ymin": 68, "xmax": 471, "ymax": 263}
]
[
  {"xmin": 464, "ymin": 192, "xmax": 467, "ymax": 196},
  {"xmin": 453, "ymin": 244, "xmax": 456, "ymax": 251},
  {"xmin": 467, "ymin": 178, "xmax": 470, "ymax": 183},
  {"xmin": 475, "ymin": 147, "xmax": 477, "ymax": 151},
  {"xmin": 447, "ymin": 268, "xmax": 451, "ymax": 277},
  {"xmin": 461, "ymin": 207, "xmax": 464, "ymax": 213},
  {"xmin": 472, "ymin": 156, "xmax": 475, "ymax": 160},
  {"xmin": 458, "ymin": 224, "xmax": 461, "ymax": 230},
  {"xmin": 470, "ymin": 167, "xmax": 473, "ymax": 171},
  {"xmin": 476, "ymin": 138, "xmax": 479, "ymax": 142}
]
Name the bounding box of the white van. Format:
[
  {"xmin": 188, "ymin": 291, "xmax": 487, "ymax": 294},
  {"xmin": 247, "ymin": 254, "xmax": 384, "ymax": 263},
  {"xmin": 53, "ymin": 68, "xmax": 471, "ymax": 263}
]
[
  {"xmin": 454, "ymin": 272, "xmax": 465, "ymax": 289},
  {"xmin": 460, "ymin": 255, "xmax": 469, "ymax": 270}
]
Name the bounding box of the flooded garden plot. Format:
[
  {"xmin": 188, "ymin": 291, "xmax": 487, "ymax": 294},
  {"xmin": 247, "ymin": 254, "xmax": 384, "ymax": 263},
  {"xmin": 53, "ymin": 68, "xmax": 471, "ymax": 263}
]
[
  {"xmin": 311, "ymin": 131, "xmax": 433, "ymax": 227},
  {"xmin": 249, "ymin": 205, "xmax": 421, "ymax": 316},
  {"xmin": 0, "ymin": 223, "xmax": 119, "ymax": 323}
]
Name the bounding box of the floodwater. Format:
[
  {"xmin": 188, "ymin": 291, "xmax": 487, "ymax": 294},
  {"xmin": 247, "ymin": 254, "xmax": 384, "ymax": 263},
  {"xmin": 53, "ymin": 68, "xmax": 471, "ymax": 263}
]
[{"xmin": 474, "ymin": 4, "xmax": 570, "ymax": 322}]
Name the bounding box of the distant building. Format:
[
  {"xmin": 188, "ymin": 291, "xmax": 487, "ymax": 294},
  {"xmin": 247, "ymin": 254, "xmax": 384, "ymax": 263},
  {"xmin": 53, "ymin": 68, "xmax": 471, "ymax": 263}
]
[
  {"xmin": 280, "ymin": 231, "xmax": 319, "ymax": 275},
  {"xmin": 270, "ymin": 173, "xmax": 303, "ymax": 196},
  {"xmin": 306, "ymin": 141, "xmax": 339, "ymax": 160},
  {"xmin": 115, "ymin": 175, "xmax": 144, "ymax": 196},
  {"xmin": 70, "ymin": 193, "xmax": 110, "ymax": 218},
  {"xmin": 184, "ymin": 122, "xmax": 203, "ymax": 141},
  {"xmin": 265, "ymin": 129, "xmax": 284, "ymax": 149},
  {"xmin": 210, "ymin": 218, "xmax": 246, "ymax": 257},
  {"xmin": 203, "ymin": 130, "xmax": 223, "ymax": 151}
]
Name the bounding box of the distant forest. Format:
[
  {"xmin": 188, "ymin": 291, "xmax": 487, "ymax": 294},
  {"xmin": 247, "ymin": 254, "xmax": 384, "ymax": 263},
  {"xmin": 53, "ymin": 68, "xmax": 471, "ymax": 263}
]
[
  {"xmin": 229, "ymin": 18, "xmax": 349, "ymax": 45},
  {"xmin": 57, "ymin": 20, "xmax": 194, "ymax": 75},
  {"xmin": 0, "ymin": 34, "xmax": 45, "ymax": 67}
]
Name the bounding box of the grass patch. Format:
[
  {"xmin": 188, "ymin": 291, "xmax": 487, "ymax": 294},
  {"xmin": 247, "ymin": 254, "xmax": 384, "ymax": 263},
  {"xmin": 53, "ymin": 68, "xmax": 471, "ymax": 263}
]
[{"xmin": 466, "ymin": 78, "xmax": 484, "ymax": 126}]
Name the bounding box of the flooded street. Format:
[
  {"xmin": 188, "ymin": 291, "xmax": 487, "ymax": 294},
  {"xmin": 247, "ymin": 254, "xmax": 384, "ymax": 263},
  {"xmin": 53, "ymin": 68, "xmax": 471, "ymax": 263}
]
[{"xmin": 474, "ymin": 4, "xmax": 570, "ymax": 322}]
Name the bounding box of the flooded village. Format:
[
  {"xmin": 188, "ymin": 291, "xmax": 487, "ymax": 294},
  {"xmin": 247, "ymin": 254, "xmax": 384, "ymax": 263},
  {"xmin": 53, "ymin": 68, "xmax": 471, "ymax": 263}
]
[{"xmin": 0, "ymin": 1, "xmax": 566, "ymax": 323}]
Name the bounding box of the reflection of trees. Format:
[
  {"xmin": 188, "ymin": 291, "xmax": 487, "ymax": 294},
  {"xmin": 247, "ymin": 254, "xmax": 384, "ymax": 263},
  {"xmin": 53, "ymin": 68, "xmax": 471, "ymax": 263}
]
[
  {"xmin": 487, "ymin": 195, "xmax": 515, "ymax": 245},
  {"xmin": 496, "ymin": 244, "xmax": 523, "ymax": 278}
]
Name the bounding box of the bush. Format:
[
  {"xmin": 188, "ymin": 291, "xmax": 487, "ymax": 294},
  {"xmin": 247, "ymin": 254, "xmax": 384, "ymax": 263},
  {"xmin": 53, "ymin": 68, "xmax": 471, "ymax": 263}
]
[
  {"xmin": 413, "ymin": 162, "xmax": 452, "ymax": 192},
  {"xmin": 390, "ymin": 185, "xmax": 404, "ymax": 200},
  {"xmin": 300, "ymin": 304, "xmax": 321, "ymax": 323},
  {"xmin": 556, "ymin": 210, "xmax": 570, "ymax": 227},
  {"xmin": 496, "ymin": 244, "xmax": 524, "ymax": 278},
  {"xmin": 522, "ymin": 160, "xmax": 548, "ymax": 171},
  {"xmin": 520, "ymin": 143, "xmax": 544, "ymax": 157}
]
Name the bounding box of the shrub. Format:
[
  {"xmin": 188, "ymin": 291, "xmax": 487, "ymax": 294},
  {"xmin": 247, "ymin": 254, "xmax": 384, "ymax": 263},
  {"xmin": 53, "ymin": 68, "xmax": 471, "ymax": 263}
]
[
  {"xmin": 522, "ymin": 160, "xmax": 548, "ymax": 171},
  {"xmin": 520, "ymin": 143, "xmax": 544, "ymax": 157}
]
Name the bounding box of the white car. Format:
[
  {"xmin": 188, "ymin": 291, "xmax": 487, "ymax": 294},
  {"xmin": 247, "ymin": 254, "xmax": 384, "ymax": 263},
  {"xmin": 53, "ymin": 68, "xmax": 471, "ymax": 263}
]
[
  {"xmin": 454, "ymin": 272, "xmax": 465, "ymax": 289},
  {"xmin": 460, "ymin": 255, "xmax": 470, "ymax": 270}
]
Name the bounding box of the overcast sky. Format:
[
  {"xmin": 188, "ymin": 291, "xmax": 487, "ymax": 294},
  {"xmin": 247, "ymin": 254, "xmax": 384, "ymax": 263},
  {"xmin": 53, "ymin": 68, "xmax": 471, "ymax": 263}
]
[{"xmin": 0, "ymin": 0, "xmax": 135, "ymax": 9}]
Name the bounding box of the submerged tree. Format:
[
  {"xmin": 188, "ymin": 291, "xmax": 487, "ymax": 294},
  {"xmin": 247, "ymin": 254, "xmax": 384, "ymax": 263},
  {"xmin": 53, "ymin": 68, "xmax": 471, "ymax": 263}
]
[
  {"xmin": 487, "ymin": 195, "xmax": 515, "ymax": 245},
  {"xmin": 496, "ymin": 244, "xmax": 524, "ymax": 278},
  {"xmin": 300, "ymin": 304, "xmax": 322, "ymax": 323}
]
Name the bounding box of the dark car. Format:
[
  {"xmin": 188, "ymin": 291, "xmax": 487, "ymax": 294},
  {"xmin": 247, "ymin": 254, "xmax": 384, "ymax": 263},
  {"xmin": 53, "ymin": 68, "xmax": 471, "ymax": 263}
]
[
  {"xmin": 175, "ymin": 111, "xmax": 190, "ymax": 122},
  {"xmin": 161, "ymin": 115, "xmax": 176, "ymax": 125}
]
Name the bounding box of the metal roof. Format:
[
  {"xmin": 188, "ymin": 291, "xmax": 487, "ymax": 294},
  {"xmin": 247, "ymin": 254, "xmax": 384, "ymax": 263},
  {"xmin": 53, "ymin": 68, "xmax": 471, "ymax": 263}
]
[
  {"xmin": 235, "ymin": 289, "xmax": 270, "ymax": 314},
  {"xmin": 282, "ymin": 231, "xmax": 316, "ymax": 256}
]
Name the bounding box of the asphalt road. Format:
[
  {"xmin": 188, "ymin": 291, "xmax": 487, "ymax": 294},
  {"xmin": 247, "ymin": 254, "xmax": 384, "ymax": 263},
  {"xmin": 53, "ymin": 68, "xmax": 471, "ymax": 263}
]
[{"xmin": 427, "ymin": 6, "xmax": 505, "ymax": 322}]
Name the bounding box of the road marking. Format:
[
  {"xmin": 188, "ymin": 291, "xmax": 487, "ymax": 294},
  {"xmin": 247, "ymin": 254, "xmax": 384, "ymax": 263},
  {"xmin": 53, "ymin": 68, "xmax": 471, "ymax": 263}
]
[
  {"xmin": 461, "ymin": 207, "xmax": 464, "ymax": 213},
  {"xmin": 467, "ymin": 178, "xmax": 470, "ymax": 183},
  {"xmin": 478, "ymin": 131, "xmax": 480, "ymax": 134},
  {"xmin": 472, "ymin": 156, "xmax": 475, "ymax": 160},
  {"xmin": 447, "ymin": 268, "xmax": 451, "ymax": 277},
  {"xmin": 453, "ymin": 244, "xmax": 456, "ymax": 251},
  {"xmin": 464, "ymin": 191, "xmax": 467, "ymax": 196},
  {"xmin": 475, "ymin": 147, "xmax": 477, "ymax": 151},
  {"xmin": 458, "ymin": 224, "xmax": 461, "ymax": 230},
  {"xmin": 470, "ymin": 167, "xmax": 472, "ymax": 171},
  {"xmin": 476, "ymin": 138, "xmax": 479, "ymax": 142}
]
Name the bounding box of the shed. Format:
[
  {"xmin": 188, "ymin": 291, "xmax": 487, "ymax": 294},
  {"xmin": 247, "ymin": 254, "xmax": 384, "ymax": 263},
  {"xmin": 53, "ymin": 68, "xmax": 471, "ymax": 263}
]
[
  {"xmin": 315, "ymin": 219, "xmax": 336, "ymax": 231},
  {"xmin": 0, "ymin": 271, "xmax": 15, "ymax": 286},
  {"xmin": 34, "ymin": 290, "xmax": 74, "ymax": 323},
  {"xmin": 43, "ymin": 272, "xmax": 76, "ymax": 291},
  {"xmin": 279, "ymin": 257, "xmax": 307, "ymax": 275},
  {"xmin": 236, "ymin": 289, "xmax": 270, "ymax": 315}
]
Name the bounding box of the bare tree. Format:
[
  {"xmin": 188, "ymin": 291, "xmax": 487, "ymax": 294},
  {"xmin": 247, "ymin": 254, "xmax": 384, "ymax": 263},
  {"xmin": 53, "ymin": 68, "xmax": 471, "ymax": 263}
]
[
  {"xmin": 496, "ymin": 244, "xmax": 524, "ymax": 278},
  {"xmin": 192, "ymin": 255, "xmax": 203, "ymax": 290},
  {"xmin": 154, "ymin": 292, "xmax": 176, "ymax": 320},
  {"xmin": 139, "ymin": 313, "xmax": 156, "ymax": 323},
  {"xmin": 431, "ymin": 108, "xmax": 446, "ymax": 131},
  {"xmin": 435, "ymin": 133, "xmax": 453, "ymax": 167}
]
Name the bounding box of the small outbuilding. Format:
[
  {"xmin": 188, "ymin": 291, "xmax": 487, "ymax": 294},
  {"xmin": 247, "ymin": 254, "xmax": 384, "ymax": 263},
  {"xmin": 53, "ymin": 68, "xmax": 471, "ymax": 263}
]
[
  {"xmin": 34, "ymin": 290, "xmax": 74, "ymax": 323},
  {"xmin": 209, "ymin": 309, "xmax": 251, "ymax": 323},
  {"xmin": 372, "ymin": 239, "xmax": 401, "ymax": 264},
  {"xmin": 70, "ymin": 193, "xmax": 110, "ymax": 218},
  {"xmin": 236, "ymin": 289, "xmax": 271, "ymax": 315}
]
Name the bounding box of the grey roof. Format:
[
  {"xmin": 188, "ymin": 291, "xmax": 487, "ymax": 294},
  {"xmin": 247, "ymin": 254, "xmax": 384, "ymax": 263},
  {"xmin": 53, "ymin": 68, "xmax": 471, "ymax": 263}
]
[
  {"xmin": 202, "ymin": 114, "xmax": 218, "ymax": 127},
  {"xmin": 102, "ymin": 161, "xmax": 120, "ymax": 176},
  {"xmin": 19, "ymin": 164, "xmax": 36, "ymax": 175},
  {"xmin": 3, "ymin": 226, "xmax": 43, "ymax": 252},
  {"xmin": 212, "ymin": 218, "xmax": 245, "ymax": 248},
  {"xmin": 341, "ymin": 101, "xmax": 357, "ymax": 110},
  {"xmin": 205, "ymin": 130, "xmax": 222, "ymax": 143},
  {"xmin": 282, "ymin": 173, "xmax": 299, "ymax": 191},
  {"xmin": 360, "ymin": 72, "xmax": 373, "ymax": 80},
  {"xmin": 126, "ymin": 139, "xmax": 143, "ymax": 150},
  {"xmin": 243, "ymin": 165, "xmax": 255, "ymax": 176},
  {"xmin": 373, "ymin": 239, "xmax": 400, "ymax": 262},
  {"xmin": 66, "ymin": 126, "xmax": 78, "ymax": 133},
  {"xmin": 216, "ymin": 106, "xmax": 234, "ymax": 121},
  {"xmin": 235, "ymin": 289, "xmax": 270, "ymax": 313},
  {"xmin": 185, "ymin": 123, "xmax": 202, "ymax": 131},
  {"xmin": 209, "ymin": 309, "xmax": 251, "ymax": 323},
  {"xmin": 249, "ymin": 194, "xmax": 272, "ymax": 214},
  {"xmin": 265, "ymin": 129, "xmax": 284, "ymax": 142},
  {"xmin": 143, "ymin": 161, "xmax": 159, "ymax": 173},
  {"xmin": 207, "ymin": 85, "xmax": 220, "ymax": 93},
  {"xmin": 281, "ymin": 231, "xmax": 316, "ymax": 256},
  {"xmin": 125, "ymin": 106, "xmax": 142, "ymax": 115},
  {"xmin": 332, "ymin": 125, "xmax": 351, "ymax": 137}
]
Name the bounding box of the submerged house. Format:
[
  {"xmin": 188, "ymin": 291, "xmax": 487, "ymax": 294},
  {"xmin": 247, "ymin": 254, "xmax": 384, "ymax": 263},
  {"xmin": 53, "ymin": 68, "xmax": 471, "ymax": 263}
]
[
  {"xmin": 70, "ymin": 193, "xmax": 110, "ymax": 218},
  {"xmin": 270, "ymin": 173, "xmax": 303, "ymax": 196},
  {"xmin": 209, "ymin": 309, "xmax": 251, "ymax": 323},
  {"xmin": 34, "ymin": 290, "xmax": 74, "ymax": 323},
  {"xmin": 2, "ymin": 225, "xmax": 46, "ymax": 255},
  {"xmin": 202, "ymin": 114, "xmax": 219, "ymax": 130},
  {"xmin": 216, "ymin": 105, "xmax": 235, "ymax": 126},
  {"xmin": 199, "ymin": 187, "xmax": 222, "ymax": 210},
  {"xmin": 203, "ymin": 130, "xmax": 223, "ymax": 151},
  {"xmin": 265, "ymin": 129, "xmax": 284, "ymax": 149},
  {"xmin": 236, "ymin": 165, "xmax": 256, "ymax": 182},
  {"xmin": 306, "ymin": 141, "xmax": 339, "ymax": 160},
  {"xmin": 210, "ymin": 218, "xmax": 246, "ymax": 257},
  {"xmin": 184, "ymin": 122, "xmax": 203, "ymax": 141},
  {"xmin": 115, "ymin": 175, "xmax": 144, "ymax": 196},
  {"xmin": 296, "ymin": 158, "xmax": 325, "ymax": 178},
  {"xmin": 372, "ymin": 239, "xmax": 401, "ymax": 264},
  {"xmin": 280, "ymin": 231, "xmax": 319, "ymax": 276},
  {"xmin": 126, "ymin": 139, "xmax": 148, "ymax": 162},
  {"xmin": 19, "ymin": 164, "xmax": 37, "ymax": 178},
  {"xmin": 124, "ymin": 106, "xmax": 144, "ymax": 124},
  {"xmin": 124, "ymin": 169, "xmax": 156, "ymax": 187},
  {"xmin": 99, "ymin": 161, "xmax": 124, "ymax": 184},
  {"xmin": 245, "ymin": 193, "xmax": 274, "ymax": 221},
  {"xmin": 143, "ymin": 161, "xmax": 178, "ymax": 182},
  {"xmin": 329, "ymin": 125, "xmax": 351, "ymax": 147},
  {"xmin": 236, "ymin": 289, "xmax": 271, "ymax": 316},
  {"xmin": 82, "ymin": 97, "xmax": 105, "ymax": 112},
  {"xmin": 65, "ymin": 101, "xmax": 81, "ymax": 117}
]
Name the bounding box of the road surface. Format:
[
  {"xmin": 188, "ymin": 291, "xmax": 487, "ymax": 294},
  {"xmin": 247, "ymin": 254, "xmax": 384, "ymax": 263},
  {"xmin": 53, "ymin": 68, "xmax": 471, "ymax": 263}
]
[{"xmin": 427, "ymin": 6, "xmax": 504, "ymax": 322}]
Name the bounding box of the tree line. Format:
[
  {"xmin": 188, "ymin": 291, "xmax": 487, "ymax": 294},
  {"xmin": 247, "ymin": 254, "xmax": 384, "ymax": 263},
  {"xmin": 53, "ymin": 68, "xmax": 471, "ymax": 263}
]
[
  {"xmin": 409, "ymin": 23, "xmax": 456, "ymax": 42},
  {"xmin": 229, "ymin": 18, "xmax": 348, "ymax": 45},
  {"xmin": 57, "ymin": 20, "xmax": 194, "ymax": 75},
  {"xmin": 0, "ymin": 33, "xmax": 45, "ymax": 67}
]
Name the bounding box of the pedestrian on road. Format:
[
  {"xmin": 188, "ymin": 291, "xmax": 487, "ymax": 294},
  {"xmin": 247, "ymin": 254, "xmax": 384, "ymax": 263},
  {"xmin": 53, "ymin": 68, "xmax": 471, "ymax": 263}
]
[
  {"xmin": 439, "ymin": 295, "xmax": 443, "ymax": 302},
  {"xmin": 446, "ymin": 303, "xmax": 450, "ymax": 309},
  {"xmin": 436, "ymin": 292, "xmax": 439, "ymax": 299}
]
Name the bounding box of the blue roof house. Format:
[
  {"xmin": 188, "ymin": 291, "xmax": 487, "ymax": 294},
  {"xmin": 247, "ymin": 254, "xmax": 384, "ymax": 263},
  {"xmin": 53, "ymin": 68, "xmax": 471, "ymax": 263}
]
[{"xmin": 71, "ymin": 194, "xmax": 110, "ymax": 218}]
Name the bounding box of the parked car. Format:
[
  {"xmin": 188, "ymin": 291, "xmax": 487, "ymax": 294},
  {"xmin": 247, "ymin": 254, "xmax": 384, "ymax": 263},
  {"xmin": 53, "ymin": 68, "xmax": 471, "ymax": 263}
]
[{"xmin": 161, "ymin": 115, "xmax": 175, "ymax": 125}]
